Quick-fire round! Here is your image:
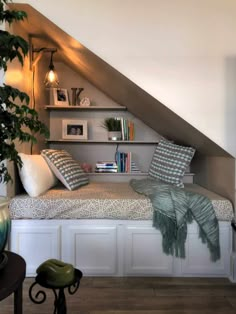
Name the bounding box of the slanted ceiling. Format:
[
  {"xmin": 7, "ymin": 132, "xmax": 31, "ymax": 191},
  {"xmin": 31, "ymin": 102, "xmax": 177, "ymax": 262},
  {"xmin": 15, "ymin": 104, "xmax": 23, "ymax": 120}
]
[{"xmin": 9, "ymin": 4, "xmax": 231, "ymax": 157}]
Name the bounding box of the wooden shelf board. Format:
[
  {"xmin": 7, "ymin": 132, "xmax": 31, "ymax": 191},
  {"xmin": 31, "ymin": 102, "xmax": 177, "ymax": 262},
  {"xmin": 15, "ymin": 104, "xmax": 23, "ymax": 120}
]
[
  {"xmin": 88, "ymin": 172, "xmax": 147, "ymax": 176},
  {"xmin": 45, "ymin": 105, "xmax": 127, "ymax": 111},
  {"xmin": 47, "ymin": 140, "xmax": 158, "ymax": 144},
  {"xmin": 88, "ymin": 172, "xmax": 194, "ymax": 176}
]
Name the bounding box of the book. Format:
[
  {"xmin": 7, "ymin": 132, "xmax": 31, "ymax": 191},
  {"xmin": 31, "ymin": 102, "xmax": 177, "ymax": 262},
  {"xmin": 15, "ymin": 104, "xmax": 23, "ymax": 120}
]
[
  {"xmin": 96, "ymin": 161, "xmax": 117, "ymax": 167},
  {"xmin": 95, "ymin": 168, "xmax": 118, "ymax": 173},
  {"xmin": 96, "ymin": 166, "xmax": 118, "ymax": 169},
  {"xmin": 96, "ymin": 164, "xmax": 118, "ymax": 169}
]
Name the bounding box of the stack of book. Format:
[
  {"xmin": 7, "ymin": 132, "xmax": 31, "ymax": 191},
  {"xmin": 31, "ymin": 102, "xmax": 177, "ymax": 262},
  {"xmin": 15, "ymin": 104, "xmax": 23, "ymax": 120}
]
[
  {"xmin": 115, "ymin": 151, "xmax": 132, "ymax": 173},
  {"xmin": 115, "ymin": 117, "xmax": 135, "ymax": 141},
  {"xmin": 95, "ymin": 161, "xmax": 118, "ymax": 173},
  {"xmin": 131, "ymin": 161, "xmax": 141, "ymax": 173},
  {"xmin": 120, "ymin": 118, "xmax": 134, "ymax": 141}
]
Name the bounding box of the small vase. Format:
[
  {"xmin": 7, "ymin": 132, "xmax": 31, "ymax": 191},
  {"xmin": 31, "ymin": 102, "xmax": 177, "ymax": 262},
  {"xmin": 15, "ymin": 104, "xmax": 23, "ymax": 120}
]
[
  {"xmin": 0, "ymin": 197, "xmax": 10, "ymax": 270},
  {"xmin": 108, "ymin": 131, "xmax": 122, "ymax": 141}
]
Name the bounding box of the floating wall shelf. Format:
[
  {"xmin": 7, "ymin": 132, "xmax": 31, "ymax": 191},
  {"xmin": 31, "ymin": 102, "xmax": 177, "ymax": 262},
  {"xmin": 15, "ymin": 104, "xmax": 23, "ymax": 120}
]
[
  {"xmin": 46, "ymin": 140, "xmax": 159, "ymax": 144},
  {"xmin": 45, "ymin": 105, "xmax": 127, "ymax": 111}
]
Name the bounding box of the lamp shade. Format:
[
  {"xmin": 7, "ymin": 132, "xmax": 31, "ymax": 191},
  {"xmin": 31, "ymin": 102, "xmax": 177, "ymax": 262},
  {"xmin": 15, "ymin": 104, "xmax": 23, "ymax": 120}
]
[
  {"xmin": 44, "ymin": 51, "xmax": 59, "ymax": 87},
  {"xmin": 44, "ymin": 69, "xmax": 59, "ymax": 87}
]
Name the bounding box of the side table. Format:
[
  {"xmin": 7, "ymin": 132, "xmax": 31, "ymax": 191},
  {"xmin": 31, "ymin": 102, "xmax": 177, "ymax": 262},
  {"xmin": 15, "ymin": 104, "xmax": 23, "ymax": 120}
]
[
  {"xmin": 29, "ymin": 268, "xmax": 83, "ymax": 314},
  {"xmin": 0, "ymin": 251, "xmax": 26, "ymax": 314}
]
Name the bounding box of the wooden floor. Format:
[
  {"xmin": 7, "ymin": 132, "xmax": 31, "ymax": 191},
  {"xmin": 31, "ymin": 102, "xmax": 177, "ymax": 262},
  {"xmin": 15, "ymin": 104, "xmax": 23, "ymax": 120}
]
[{"xmin": 1, "ymin": 277, "xmax": 236, "ymax": 314}]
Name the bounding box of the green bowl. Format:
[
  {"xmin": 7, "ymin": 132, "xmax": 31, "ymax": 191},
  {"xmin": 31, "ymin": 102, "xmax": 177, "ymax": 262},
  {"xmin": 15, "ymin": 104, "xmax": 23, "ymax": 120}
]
[{"xmin": 37, "ymin": 259, "xmax": 75, "ymax": 287}]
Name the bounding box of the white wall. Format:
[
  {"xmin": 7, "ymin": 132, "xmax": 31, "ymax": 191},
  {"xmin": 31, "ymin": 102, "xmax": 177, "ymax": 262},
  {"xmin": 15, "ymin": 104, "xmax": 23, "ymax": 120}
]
[{"xmin": 10, "ymin": 0, "xmax": 236, "ymax": 156}]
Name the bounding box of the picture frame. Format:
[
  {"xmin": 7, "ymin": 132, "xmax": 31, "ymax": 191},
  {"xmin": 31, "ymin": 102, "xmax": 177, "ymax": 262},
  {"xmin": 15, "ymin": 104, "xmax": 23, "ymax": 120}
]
[
  {"xmin": 51, "ymin": 88, "xmax": 69, "ymax": 106},
  {"xmin": 62, "ymin": 119, "xmax": 88, "ymax": 140}
]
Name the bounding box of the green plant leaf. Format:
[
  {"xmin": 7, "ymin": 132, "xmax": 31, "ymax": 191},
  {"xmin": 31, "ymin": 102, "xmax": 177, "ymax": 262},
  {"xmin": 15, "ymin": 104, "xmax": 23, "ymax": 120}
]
[
  {"xmin": 0, "ymin": 1, "xmax": 49, "ymax": 183},
  {"xmin": 101, "ymin": 118, "xmax": 121, "ymax": 131}
]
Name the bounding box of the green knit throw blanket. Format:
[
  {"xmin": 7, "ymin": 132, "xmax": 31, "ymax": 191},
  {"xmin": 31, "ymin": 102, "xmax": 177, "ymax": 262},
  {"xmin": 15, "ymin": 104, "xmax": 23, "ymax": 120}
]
[{"xmin": 130, "ymin": 178, "xmax": 220, "ymax": 261}]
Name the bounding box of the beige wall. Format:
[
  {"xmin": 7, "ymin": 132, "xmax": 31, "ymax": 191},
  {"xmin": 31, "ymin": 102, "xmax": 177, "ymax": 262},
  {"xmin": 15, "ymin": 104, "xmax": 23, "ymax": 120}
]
[
  {"xmin": 192, "ymin": 155, "xmax": 235, "ymax": 207},
  {"xmin": 13, "ymin": 0, "xmax": 236, "ymax": 157}
]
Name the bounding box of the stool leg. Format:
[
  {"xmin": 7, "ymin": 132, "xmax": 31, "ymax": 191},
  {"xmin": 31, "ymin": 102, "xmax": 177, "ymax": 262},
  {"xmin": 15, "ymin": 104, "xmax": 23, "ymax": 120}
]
[
  {"xmin": 14, "ymin": 283, "xmax": 23, "ymax": 314},
  {"xmin": 54, "ymin": 288, "xmax": 67, "ymax": 314}
]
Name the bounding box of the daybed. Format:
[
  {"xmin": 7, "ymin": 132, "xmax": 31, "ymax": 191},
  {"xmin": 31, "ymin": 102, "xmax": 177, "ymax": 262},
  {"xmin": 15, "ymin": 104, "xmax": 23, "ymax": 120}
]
[{"xmin": 9, "ymin": 181, "xmax": 234, "ymax": 279}]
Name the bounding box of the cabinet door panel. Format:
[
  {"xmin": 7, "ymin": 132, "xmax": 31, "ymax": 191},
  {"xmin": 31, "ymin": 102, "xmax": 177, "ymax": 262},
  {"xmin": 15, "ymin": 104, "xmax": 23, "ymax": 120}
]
[
  {"xmin": 62, "ymin": 225, "xmax": 117, "ymax": 275},
  {"xmin": 10, "ymin": 221, "xmax": 61, "ymax": 276},
  {"xmin": 124, "ymin": 225, "xmax": 173, "ymax": 275}
]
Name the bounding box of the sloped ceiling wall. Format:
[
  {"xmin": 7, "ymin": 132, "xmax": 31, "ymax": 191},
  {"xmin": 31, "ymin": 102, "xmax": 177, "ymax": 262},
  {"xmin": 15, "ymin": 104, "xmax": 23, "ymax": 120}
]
[{"xmin": 8, "ymin": 3, "xmax": 234, "ymax": 157}]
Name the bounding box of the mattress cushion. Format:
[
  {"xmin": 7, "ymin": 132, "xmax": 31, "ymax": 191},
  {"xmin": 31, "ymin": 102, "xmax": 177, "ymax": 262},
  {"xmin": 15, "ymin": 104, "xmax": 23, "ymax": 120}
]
[{"xmin": 9, "ymin": 182, "xmax": 234, "ymax": 221}]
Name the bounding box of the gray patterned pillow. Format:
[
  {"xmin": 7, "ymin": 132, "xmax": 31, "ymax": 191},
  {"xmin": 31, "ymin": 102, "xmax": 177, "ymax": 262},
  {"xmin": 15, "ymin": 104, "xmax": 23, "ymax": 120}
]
[
  {"xmin": 148, "ymin": 140, "xmax": 195, "ymax": 187},
  {"xmin": 41, "ymin": 149, "xmax": 89, "ymax": 190}
]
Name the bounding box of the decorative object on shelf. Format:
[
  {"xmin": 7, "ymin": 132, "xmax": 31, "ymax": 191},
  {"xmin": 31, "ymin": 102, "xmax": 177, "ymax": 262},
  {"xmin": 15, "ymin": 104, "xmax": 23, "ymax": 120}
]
[
  {"xmin": 80, "ymin": 96, "xmax": 91, "ymax": 107},
  {"xmin": 51, "ymin": 88, "xmax": 69, "ymax": 106},
  {"xmin": 71, "ymin": 87, "xmax": 84, "ymax": 106},
  {"xmin": 29, "ymin": 260, "xmax": 82, "ymax": 314},
  {"xmin": 62, "ymin": 119, "xmax": 88, "ymax": 140},
  {"xmin": 81, "ymin": 163, "xmax": 93, "ymax": 173},
  {"xmin": 0, "ymin": 1, "xmax": 49, "ymax": 184},
  {"xmin": 71, "ymin": 88, "xmax": 77, "ymax": 106},
  {"xmin": 77, "ymin": 88, "xmax": 84, "ymax": 104},
  {"xmin": 108, "ymin": 131, "xmax": 122, "ymax": 141},
  {"xmin": 0, "ymin": 197, "xmax": 10, "ymax": 269},
  {"xmin": 102, "ymin": 117, "xmax": 122, "ymax": 141},
  {"xmin": 36, "ymin": 259, "xmax": 75, "ymax": 287}
]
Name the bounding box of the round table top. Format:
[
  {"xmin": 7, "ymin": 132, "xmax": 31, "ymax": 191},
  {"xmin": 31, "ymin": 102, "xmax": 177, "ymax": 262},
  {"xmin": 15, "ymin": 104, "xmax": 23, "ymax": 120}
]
[{"xmin": 0, "ymin": 251, "xmax": 26, "ymax": 301}]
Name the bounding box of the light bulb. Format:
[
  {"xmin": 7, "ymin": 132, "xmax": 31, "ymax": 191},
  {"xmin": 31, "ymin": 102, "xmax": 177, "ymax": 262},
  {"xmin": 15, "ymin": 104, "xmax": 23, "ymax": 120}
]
[
  {"xmin": 44, "ymin": 68, "xmax": 59, "ymax": 87},
  {"xmin": 44, "ymin": 51, "xmax": 59, "ymax": 88}
]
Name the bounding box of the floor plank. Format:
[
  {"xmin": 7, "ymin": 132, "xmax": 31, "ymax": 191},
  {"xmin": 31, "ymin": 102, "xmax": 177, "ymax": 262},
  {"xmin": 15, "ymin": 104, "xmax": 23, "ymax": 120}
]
[{"xmin": 1, "ymin": 277, "xmax": 236, "ymax": 314}]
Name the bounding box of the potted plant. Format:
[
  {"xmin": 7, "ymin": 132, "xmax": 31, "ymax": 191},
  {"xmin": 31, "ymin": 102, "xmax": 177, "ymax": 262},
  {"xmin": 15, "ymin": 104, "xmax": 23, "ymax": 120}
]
[
  {"xmin": 102, "ymin": 117, "xmax": 122, "ymax": 140},
  {"xmin": 0, "ymin": 0, "xmax": 49, "ymax": 267}
]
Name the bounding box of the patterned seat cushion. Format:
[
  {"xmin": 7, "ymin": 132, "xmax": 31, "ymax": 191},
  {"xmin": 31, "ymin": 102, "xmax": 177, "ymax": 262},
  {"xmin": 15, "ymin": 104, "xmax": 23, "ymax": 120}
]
[
  {"xmin": 41, "ymin": 149, "xmax": 89, "ymax": 190},
  {"xmin": 148, "ymin": 140, "xmax": 195, "ymax": 187},
  {"xmin": 9, "ymin": 182, "xmax": 234, "ymax": 221}
]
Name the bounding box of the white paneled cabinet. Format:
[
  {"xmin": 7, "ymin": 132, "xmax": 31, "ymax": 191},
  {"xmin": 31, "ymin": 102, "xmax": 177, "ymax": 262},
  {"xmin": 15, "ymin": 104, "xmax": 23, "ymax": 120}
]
[{"xmin": 10, "ymin": 219, "xmax": 232, "ymax": 279}]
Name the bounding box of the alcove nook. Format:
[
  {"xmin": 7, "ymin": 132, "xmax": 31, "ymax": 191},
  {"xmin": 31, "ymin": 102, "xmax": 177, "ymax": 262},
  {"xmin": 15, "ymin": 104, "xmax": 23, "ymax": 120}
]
[
  {"xmin": 5, "ymin": 3, "xmax": 235, "ymax": 204},
  {"xmin": 4, "ymin": 3, "xmax": 236, "ymax": 280}
]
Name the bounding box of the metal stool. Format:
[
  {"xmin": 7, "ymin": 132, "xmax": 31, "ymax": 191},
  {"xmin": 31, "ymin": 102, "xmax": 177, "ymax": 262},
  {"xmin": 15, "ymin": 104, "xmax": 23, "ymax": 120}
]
[{"xmin": 29, "ymin": 267, "xmax": 82, "ymax": 314}]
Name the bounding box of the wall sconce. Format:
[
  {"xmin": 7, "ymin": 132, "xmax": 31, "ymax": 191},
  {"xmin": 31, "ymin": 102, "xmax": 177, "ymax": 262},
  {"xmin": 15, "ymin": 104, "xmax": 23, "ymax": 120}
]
[
  {"xmin": 44, "ymin": 51, "xmax": 59, "ymax": 87},
  {"xmin": 30, "ymin": 45, "xmax": 59, "ymax": 88}
]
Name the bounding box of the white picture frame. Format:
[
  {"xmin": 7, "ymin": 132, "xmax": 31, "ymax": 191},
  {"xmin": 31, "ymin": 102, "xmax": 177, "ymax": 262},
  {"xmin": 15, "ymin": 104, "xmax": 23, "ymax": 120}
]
[
  {"xmin": 62, "ymin": 119, "xmax": 88, "ymax": 140},
  {"xmin": 51, "ymin": 88, "xmax": 69, "ymax": 106}
]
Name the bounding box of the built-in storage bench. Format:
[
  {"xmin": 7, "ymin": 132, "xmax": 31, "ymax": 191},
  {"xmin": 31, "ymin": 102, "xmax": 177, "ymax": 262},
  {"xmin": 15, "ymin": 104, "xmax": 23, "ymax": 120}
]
[{"xmin": 10, "ymin": 219, "xmax": 232, "ymax": 278}]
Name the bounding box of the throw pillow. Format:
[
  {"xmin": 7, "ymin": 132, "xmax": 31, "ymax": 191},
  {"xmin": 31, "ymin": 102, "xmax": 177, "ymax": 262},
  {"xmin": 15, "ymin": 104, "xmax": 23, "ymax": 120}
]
[
  {"xmin": 148, "ymin": 139, "xmax": 196, "ymax": 187},
  {"xmin": 17, "ymin": 153, "xmax": 58, "ymax": 197},
  {"xmin": 41, "ymin": 149, "xmax": 89, "ymax": 190}
]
